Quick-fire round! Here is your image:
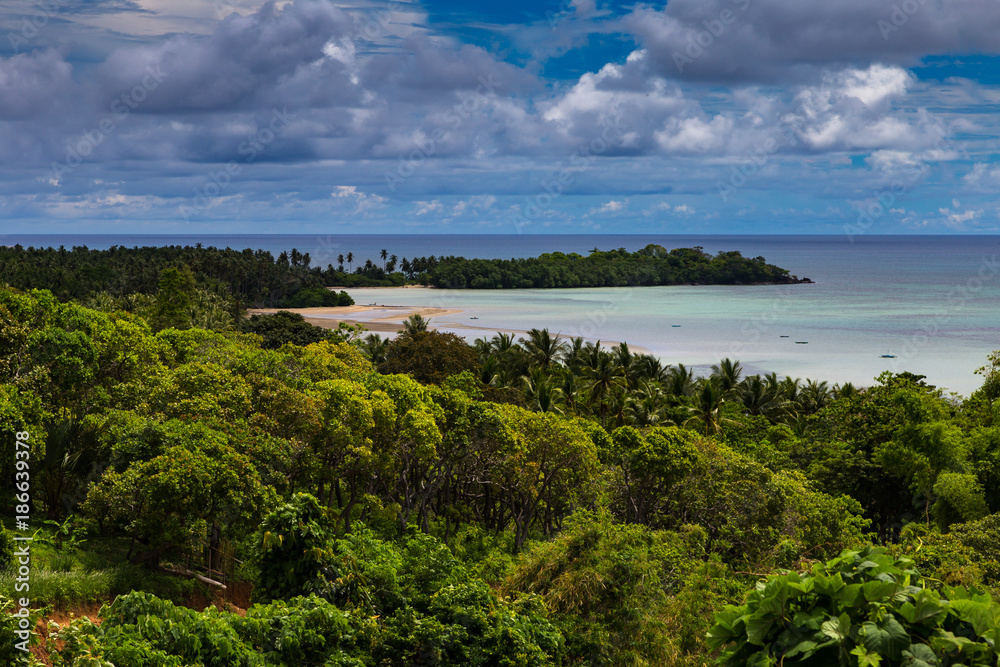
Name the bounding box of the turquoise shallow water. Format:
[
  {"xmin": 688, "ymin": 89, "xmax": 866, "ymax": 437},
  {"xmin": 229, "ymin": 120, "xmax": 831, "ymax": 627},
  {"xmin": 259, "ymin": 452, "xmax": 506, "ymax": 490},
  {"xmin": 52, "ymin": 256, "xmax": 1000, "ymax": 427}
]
[
  {"xmin": 341, "ymin": 236, "xmax": 1000, "ymax": 396},
  {"xmin": 8, "ymin": 233, "xmax": 999, "ymax": 395}
]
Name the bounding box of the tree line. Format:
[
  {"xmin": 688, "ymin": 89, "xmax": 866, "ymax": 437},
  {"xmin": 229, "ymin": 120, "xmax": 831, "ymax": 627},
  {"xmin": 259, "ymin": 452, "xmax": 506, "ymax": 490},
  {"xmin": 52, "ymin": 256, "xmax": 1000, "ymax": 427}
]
[{"xmin": 0, "ymin": 243, "xmax": 348, "ymax": 308}]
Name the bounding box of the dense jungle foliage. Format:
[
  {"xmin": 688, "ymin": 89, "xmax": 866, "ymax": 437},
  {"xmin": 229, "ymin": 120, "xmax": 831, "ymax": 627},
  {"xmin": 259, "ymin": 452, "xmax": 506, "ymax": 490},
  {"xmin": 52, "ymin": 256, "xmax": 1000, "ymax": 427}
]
[
  {"xmin": 2, "ymin": 271, "xmax": 1000, "ymax": 666},
  {"xmin": 0, "ymin": 244, "xmax": 350, "ymax": 309}
]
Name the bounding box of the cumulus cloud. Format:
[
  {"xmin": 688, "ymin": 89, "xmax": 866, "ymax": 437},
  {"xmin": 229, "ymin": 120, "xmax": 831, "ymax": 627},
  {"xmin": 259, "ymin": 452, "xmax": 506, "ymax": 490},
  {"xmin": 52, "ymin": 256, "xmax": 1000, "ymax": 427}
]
[
  {"xmin": 624, "ymin": 0, "xmax": 1000, "ymax": 83},
  {"xmin": 585, "ymin": 199, "xmax": 628, "ymax": 217},
  {"xmin": 412, "ymin": 200, "xmax": 443, "ymax": 215},
  {"xmin": 964, "ymin": 163, "xmax": 1000, "ymax": 191},
  {"xmin": 0, "ymin": 0, "xmax": 998, "ymax": 234},
  {"xmin": 331, "ymin": 185, "xmax": 386, "ymax": 213},
  {"xmin": 0, "ymin": 50, "xmax": 75, "ymax": 120}
]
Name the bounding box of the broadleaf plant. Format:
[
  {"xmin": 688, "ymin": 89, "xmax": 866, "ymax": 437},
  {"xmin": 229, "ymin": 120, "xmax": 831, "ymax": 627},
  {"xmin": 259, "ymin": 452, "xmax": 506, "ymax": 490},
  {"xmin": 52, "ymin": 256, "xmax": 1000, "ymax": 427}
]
[{"xmin": 708, "ymin": 546, "xmax": 1000, "ymax": 666}]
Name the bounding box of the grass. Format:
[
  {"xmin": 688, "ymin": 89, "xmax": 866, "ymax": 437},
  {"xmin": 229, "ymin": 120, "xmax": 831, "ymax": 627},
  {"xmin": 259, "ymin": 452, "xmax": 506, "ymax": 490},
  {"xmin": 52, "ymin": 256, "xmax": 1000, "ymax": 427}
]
[{"xmin": 1, "ymin": 525, "xmax": 206, "ymax": 609}]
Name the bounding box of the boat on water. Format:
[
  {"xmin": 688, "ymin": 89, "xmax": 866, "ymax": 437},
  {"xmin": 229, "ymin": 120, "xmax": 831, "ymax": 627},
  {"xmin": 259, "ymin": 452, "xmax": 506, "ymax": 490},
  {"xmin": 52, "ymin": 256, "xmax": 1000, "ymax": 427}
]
[
  {"xmin": 881, "ymin": 354, "xmax": 896, "ymax": 358},
  {"xmin": 780, "ymin": 335, "xmax": 789, "ymax": 338},
  {"xmin": 470, "ymin": 316, "xmax": 479, "ymax": 320},
  {"xmin": 795, "ymin": 341, "xmax": 808, "ymax": 344},
  {"xmin": 671, "ymin": 325, "xmax": 681, "ymax": 328}
]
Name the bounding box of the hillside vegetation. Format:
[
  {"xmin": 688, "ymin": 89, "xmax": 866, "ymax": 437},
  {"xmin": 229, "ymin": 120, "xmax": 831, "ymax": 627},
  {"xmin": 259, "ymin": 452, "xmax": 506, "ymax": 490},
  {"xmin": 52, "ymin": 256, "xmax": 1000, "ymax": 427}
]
[{"xmin": 2, "ymin": 273, "xmax": 999, "ymax": 666}]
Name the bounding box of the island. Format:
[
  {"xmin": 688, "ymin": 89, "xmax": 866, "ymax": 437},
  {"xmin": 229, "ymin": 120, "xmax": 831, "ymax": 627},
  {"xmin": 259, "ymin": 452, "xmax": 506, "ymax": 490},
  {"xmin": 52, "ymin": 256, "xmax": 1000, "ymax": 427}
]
[{"xmin": 329, "ymin": 244, "xmax": 812, "ymax": 288}]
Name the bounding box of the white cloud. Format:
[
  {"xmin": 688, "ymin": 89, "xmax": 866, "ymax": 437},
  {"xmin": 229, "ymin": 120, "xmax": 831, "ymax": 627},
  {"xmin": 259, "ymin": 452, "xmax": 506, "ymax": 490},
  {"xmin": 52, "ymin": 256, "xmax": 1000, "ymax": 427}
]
[
  {"xmin": 331, "ymin": 185, "xmax": 386, "ymax": 214},
  {"xmin": 585, "ymin": 199, "xmax": 628, "ymax": 217},
  {"xmin": 412, "ymin": 199, "xmax": 443, "ymax": 215}
]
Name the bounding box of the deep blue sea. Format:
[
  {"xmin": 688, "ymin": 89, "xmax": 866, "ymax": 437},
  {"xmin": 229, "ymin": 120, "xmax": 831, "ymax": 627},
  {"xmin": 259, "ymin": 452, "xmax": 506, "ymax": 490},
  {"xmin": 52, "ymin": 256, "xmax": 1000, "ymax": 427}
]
[{"xmin": 5, "ymin": 234, "xmax": 1000, "ymax": 394}]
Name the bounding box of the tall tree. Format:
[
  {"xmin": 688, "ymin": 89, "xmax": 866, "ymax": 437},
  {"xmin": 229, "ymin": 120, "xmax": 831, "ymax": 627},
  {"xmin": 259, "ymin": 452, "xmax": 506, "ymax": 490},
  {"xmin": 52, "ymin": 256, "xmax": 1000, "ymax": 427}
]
[{"xmin": 151, "ymin": 266, "xmax": 197, "ymax": 331}]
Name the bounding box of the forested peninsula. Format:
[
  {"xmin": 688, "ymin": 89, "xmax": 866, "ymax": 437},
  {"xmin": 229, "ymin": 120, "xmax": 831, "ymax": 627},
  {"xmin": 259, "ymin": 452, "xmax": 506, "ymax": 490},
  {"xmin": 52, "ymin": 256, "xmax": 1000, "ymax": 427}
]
[
  {"xmin": 7, "ymin": 250, "xmax": 1000, "ymax": 667},
  {"xmin": 0, "ymin": 243, "xmax": 809, "ymax": 303}
]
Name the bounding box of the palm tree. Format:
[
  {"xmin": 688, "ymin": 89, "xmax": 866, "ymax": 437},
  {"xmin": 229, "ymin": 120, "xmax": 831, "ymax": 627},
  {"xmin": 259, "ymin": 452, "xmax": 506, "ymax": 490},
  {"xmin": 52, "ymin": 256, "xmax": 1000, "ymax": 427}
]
[
  {"xmin": 566, "ymin": 336, "xmax": 586, "ymax": 373},
  {"xmin": 613, "ymin": 342, "xmax": 638, "ymax": 388},
  {"xmin": 480, "ymin": 354, "xmax": 501, "ymax": 387},
  {"xmin": 834, "ymin": 382, "xmax": 857, "ymax": 400},
  {"xmin": 584, "ymin": 353, "xmax": 626, "ymax": 427},
  {"xmin": 401, "ymin": 313, "xmax": 430, "ymax": 334},
  {"xmin": 631, "ymin": 379, "xmax": 668, "ymax": 427},
  {"xmin": 559, "ymin": 371, "xmax": 583, "ymax": 415},
  {"xmin": 490, "ymin": 332, "xmax": 518, "ymax": 355},
  {"xmin": 380, "ymin": 248, "xmax": 388, "ymax": 271},
  {"xmin": 362, "ymin": 334, "xmax": 390, "ymax": 365},
  {"xmin": 521, "ymin": 328, "xmax": 567, "ymax": 369},
  {"xmin": 711, "ymin": 357, "xmax": 743, "ymax": 396},
  {"xmin": 683, "ymin": 379, "xmax": 730, "ymax": 436},
  {"xmin": 337, "ymin": 254, "xmax": 345, "ymax": 272},
  {"xmin": 521, "ymin": 367, "xmax": 564, "ymax": 414},
  {"xmin": 606, "ymin": 388, "xmax": 631, "ymax": 428},
  {"xmin": 780, "ymin": 376, "xmax": 802, "ymax": 404},
  {"xmin": 665, "ymin": 363, "xmax": 695, "ymax": 399},
  {"xmin": 581, "ymin": 340, "xmax": 604, "ymax": 373},
  {"xmin": 346, "ymin": 252, "xmax": 354, "ymax": 272},
  {"xmin": 388, "ymin": 254, "xmax": 398, "ymax": 273},
  {"xmin": 634, "ymin": 354, "xmax": 668, "ymax": 383},
  {"xmin": 799, "ymin": 379, "xmax": 831, "ymax": 414},
  {"xmin": 739, "ymin": 374, "xmax": 789, "ymax": 421}
]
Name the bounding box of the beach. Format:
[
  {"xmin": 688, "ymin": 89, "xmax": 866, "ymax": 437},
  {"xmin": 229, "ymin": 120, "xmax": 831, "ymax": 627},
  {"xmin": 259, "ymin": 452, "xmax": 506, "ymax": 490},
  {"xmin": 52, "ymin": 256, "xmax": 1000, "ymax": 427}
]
[{"xmin": 247, "ymin": 303, "xmax": 465, "ymax": 333}]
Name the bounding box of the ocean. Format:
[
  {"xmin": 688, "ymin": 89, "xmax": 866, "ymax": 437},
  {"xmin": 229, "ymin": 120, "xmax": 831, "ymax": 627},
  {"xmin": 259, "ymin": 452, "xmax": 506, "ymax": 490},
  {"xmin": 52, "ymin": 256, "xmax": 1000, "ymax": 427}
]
[{"xmin": 5, "ymin": 233, "xmax": 999, "ymax": 395}]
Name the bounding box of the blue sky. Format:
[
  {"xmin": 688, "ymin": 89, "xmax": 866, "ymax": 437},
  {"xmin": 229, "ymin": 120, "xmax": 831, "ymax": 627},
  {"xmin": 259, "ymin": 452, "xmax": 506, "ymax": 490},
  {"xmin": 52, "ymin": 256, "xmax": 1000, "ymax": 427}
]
[{"xmin": 2, "ymin": 0, "xmax": 1000, "ymax": 234}]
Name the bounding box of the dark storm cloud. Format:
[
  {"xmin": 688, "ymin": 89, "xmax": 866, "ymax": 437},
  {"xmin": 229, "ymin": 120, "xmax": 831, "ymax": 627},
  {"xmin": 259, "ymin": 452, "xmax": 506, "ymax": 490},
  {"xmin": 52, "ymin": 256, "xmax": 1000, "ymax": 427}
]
[
  {"xmin": 0, "ymin": 49, "xmax": 75, "ymax": 120},
  {"xmin": 625, "ymin": 0, "xmax": 1000, "ymax": 82},
  {"xmin": 93, "ymin": 0, "xmax": 354, "ymax": 112}
]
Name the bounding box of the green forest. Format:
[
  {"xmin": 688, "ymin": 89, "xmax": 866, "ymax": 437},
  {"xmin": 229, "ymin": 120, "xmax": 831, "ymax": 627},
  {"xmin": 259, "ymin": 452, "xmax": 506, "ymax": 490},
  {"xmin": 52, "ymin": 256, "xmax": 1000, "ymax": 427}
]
[
  {"xmin": 322, "ymin": 244, "xmax": 809, "ymax": 289},
  {"xmin": 4, "ymin": 259, "xmax": 1000, "ymax": 666},
  {"xmin": 0, "ymin": 243, "xmax": 807, "ymax": 301}
]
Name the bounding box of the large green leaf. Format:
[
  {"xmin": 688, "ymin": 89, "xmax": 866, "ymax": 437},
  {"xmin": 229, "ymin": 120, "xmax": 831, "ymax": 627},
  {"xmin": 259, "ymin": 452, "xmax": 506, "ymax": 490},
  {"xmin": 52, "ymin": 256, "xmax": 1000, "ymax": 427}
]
[
  {"xmin": 861, "ymin": 615, "xmax": 909, "ymax": 662},
  {"xmin": 950, "ymin": 598, "xmax": 1000, "ymax": 636},
  {"xmin": 746, "ymin": 616, "xmax": 778, "ymax": 646},
  {"xmin": 862, "ymin": 580, "xmax": 899, "ymax": 603},
  {"xmin": 901, "ymin": 643, "xmax": 939, "ymax": 667},
  {"xmin": 897, "ymin": 591, "xmax": 947, "ymax": 627},
  {"xmin": 820, "ymin": 613, "xmax": 852, "ymax": 642}
]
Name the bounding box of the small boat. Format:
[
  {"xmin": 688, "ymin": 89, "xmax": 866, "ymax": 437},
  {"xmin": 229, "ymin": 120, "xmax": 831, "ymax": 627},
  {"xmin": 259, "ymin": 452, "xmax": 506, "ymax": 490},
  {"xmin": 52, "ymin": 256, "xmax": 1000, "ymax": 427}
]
[
  {"xmin": 671, "ymin": 325, "xmax": 681, "ymax": 328},
  {"xmin": 881, "ymin": 354, "xmax": 896, "ymax": 358},
  {"xmin": 469, "ymin": 316, "xmax": 479, "ymax": 320},
  {"xmin": 795, "ymin": 341, "xmax": 808, "ymax": 344},
  {"xmin": 779, "ymin": 335, "xmax": 789, "ymax": 338}
]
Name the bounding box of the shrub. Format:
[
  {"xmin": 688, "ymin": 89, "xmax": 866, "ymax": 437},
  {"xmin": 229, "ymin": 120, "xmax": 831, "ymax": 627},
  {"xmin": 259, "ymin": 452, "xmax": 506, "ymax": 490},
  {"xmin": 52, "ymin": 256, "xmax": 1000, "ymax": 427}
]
[
  {"xmin": 0, "ymin": 525, "xmax": 13, "ymax": 572},
  {"xmin": 709, "ymin": 546, "xmax": 1000, "ymax": 666}
]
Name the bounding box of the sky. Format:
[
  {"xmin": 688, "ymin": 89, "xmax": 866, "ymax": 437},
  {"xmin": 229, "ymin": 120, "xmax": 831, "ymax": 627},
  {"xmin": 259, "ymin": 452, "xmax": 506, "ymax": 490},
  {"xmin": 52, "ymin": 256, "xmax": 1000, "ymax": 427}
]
[{"xmin": 1, "ymin": 0, "xmax": 1000, "ymax": 235}]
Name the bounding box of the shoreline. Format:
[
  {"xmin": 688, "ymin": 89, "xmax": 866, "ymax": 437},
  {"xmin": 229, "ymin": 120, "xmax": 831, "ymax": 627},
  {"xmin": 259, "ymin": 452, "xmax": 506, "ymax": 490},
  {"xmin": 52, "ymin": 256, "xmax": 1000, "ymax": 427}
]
[{"xmin": 247, "ymin": 304, "xmax": 650, "ymax": 352}]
